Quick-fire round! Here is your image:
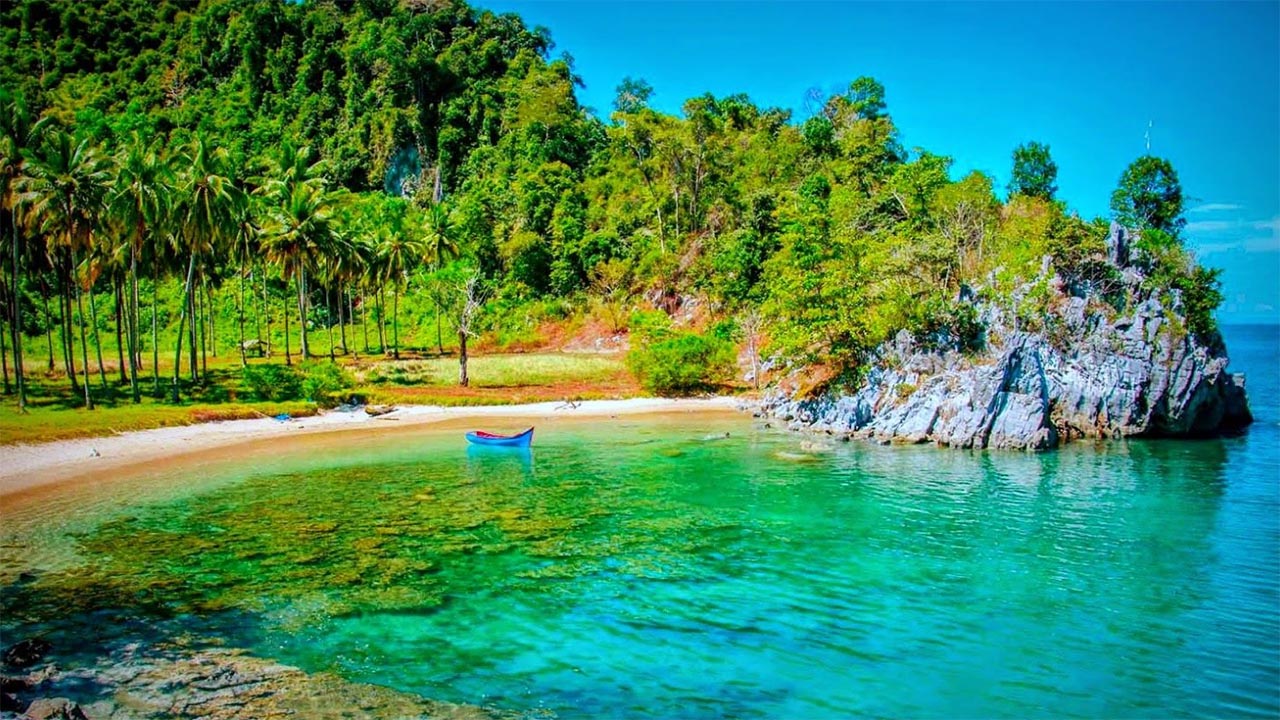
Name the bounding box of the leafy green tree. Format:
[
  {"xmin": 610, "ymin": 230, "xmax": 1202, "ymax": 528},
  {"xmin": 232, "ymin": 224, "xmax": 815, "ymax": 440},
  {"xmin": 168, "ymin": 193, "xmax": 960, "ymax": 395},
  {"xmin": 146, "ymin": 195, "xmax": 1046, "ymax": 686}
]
[
  {"xmin": 0, "ymin": 89, "xmax": 47, "ymax": 412},
  {"xmin": 1110, "ymin": 155, "xmax": 1185, "ymax": 235},
  {"xmin": 1009, "ymin": 141, "xmax": 1057, "ymax": 200},
  {"xmin": 613, "ymin": 77, "xmax": 653, "ymax": 116},
  {"xmin": 18, "ymin": 128, "xmax": 111, "ymax": 408},
  {"xmin": 111, "ymin": 132, "xmax": 173, "ymax": 400}
]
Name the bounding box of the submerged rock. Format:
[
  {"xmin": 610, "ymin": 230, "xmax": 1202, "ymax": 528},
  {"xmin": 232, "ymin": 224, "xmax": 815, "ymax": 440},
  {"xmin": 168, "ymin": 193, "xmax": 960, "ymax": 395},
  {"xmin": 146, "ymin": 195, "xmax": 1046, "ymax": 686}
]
[
  {"xmin": 759, "ymin": 260, "xmax": 1253, "ymax": 450},
  {"xmin": 2, "ymin": 640, "xmax": 51, "ymax": 671},
  {"xmin": 4, "ymin": 645, "xmax": 512, "ymax": 720}
]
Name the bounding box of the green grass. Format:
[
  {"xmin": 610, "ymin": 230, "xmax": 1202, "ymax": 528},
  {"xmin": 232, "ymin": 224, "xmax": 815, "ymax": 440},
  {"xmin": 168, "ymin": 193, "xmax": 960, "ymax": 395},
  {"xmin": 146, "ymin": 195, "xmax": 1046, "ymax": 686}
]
[
  {"xmin": 0, "ymin": 351, "xmax": 635, "ymax": 445},
  {"xmin": 359, "ymin": 353, "xmax": 625, "ymax": 388}
]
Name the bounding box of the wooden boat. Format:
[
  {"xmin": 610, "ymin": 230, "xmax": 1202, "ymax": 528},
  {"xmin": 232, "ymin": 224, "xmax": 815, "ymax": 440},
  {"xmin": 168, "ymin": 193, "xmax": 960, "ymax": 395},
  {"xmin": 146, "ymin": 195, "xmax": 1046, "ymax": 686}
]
[{"xmin": 465, "ymin": 427, "xmax": 534, "ymax": 447}]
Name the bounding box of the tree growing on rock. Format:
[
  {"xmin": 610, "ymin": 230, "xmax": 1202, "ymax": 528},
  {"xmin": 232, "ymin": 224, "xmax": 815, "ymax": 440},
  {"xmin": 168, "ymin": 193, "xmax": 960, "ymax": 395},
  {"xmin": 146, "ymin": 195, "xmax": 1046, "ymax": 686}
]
[
  {"xmin": 1009, "ymin": 141, "xmax": 1057, "ymax": 200},
  {"xmin": 1110, "ymin": 155, "xmax": 1185, "ymax": 236}
]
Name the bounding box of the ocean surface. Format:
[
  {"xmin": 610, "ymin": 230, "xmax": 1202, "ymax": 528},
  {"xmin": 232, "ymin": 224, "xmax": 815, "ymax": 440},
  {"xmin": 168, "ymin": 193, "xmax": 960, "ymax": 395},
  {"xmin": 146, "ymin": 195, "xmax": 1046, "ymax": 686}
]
[{"xmin": 2, "ymin": 324, "xmax": 1277, "ymax": 718}]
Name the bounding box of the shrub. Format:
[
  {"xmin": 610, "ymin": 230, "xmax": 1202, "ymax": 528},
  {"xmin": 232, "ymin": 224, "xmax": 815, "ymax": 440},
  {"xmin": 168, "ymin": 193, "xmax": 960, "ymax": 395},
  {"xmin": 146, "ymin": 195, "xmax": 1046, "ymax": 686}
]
[
  {"xmin": 241, "ymin": 364, "xmax": 303, "ymax": 402},
  {"xmin": 627, "ymin": 331, "xmax": 736, "ymax": 396},
  {"xmin": 301, "ymin": 361, "xmax": 353, "ymax": 406},
  {"xmin": 907, "ymin": 296, "xmax": 985, "ymax": 353}
]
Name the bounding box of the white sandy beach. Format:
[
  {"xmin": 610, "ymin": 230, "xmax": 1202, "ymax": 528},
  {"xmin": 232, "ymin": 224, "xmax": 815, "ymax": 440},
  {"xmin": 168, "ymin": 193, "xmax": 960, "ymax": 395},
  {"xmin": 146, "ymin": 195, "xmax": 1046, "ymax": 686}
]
[{"xmin": 0, "ymin": 397, "xmax": 743, "ymax": 498}]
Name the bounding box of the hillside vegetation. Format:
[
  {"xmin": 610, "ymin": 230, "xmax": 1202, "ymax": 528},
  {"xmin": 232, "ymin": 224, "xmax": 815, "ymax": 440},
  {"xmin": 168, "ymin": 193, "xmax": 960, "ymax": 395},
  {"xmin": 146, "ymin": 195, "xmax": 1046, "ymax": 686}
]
[{"xmin": 0, "ymin": 0, "xmax": 1223, "ymax": 415}]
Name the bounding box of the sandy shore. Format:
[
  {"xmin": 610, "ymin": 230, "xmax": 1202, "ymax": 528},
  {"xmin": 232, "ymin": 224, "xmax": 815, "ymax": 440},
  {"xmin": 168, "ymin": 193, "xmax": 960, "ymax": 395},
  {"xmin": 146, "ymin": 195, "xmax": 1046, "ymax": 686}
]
[{"xmin": 0, "ymin": 397, "xmax": 742, "ymax": 498}]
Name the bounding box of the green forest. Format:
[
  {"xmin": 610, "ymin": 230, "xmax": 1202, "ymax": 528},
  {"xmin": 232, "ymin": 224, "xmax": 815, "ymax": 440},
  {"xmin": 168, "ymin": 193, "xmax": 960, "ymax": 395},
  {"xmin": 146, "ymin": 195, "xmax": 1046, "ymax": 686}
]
[{"xmin": 0, "ymin": 0, "xmax": 1222, "ymax": 418}]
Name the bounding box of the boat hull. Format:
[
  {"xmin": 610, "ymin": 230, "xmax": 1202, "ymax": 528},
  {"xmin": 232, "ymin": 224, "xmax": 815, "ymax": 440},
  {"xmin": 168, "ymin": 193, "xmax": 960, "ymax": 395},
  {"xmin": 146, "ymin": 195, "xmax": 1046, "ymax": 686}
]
[{"xmin": 465, "ymin": 427, "xmax": 534, "ymax": 447}]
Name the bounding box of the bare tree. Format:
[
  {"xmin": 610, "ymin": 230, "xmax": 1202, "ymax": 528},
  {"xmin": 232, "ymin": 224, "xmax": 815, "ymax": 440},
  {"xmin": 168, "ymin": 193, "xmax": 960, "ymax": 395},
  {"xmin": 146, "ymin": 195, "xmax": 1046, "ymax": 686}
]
[
  {"xmin": 738, "ymin": 308, "xmax": 764, "ymax": 391},
  {"xmin": 454, "ymin": 270, "xmax": 486, "ymax": 387}
]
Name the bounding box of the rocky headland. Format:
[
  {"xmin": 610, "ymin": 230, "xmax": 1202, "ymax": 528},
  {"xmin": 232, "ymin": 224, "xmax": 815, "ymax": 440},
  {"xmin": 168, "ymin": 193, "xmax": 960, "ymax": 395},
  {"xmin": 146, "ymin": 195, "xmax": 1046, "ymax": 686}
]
[{"xmin": 757, "ymin": 224, "xmax": 1253, "ymax": 450}]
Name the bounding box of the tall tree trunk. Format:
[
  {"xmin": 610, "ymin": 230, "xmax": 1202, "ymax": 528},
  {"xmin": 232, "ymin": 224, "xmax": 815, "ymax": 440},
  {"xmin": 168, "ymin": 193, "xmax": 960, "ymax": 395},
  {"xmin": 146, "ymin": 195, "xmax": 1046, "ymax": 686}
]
[
  {"xmin": 458, "ymin": 329, "xmax": 468, "ymax": 387},
  {"xmin": 40, "ymin": 277, "xmax": 54, "ymax": 374},
  {"xmin": 128, "ymin": 246, "xmax": 140, "ymax": 403},
  {"xmin": 88, "ymin": 288, "xmax": 108, "ymax": 391},
  {"xmin": 238, "ymin": 264, "xmax": 247, "ymax": 366},
  {"xmin": 171, "ymin": 253, "xmax": 196, "ymax": 403},
  {"xmin": 187, "ymin": 277, "xmax": 198, "ymax": 382},
  {"xmin": 1, "ymin": 311, "xmax": 10, "ymax": 394},
  {"xmin": 114, "ymin": 282, "xmax": 128, "ymax": 385},
  {"xmin": 376, "ymin": 286, "xmax": 386, "ymax": 353},
  {"xmin": 151, "ymin": 260, "xmax": 160, "ymax": 396},
  {"xmin": 283, "ymin": 289, "xmax": 291, "ymax": 366},
  {"xmin": 60, "ymin": 276, "xmax": 78, "ymax": 391},
  {"xmin": 339, "ymin": 282, "xmax": 348, "ymax": 355},
  {"xmin": 11, "ymin": 217, "xmax": 25, "ymax": 411},
  {"xmin": 435, "ymin": 297, "xmax": 443, "ymax": 356},
  {"xmin": 297, "ymin": 263, "xmax": 309, "ymax": 361},
  {"xmin": 260, "ymin": 267, "xmax": 270, "ymax": 358},
  {"xmin": 392, "ymin": 285, "xmax": 400, "ymax": 360},
  {"xmin": 71, "ymin": 250, "xmax": 93, "ymax": 409},
  {"xmin": 360, "ymin": 288, "xmax": 369, "ymax": 354},
  {"xmin": 198, "ymin": 275, "xmax": 209, "ymax": 379},
  {"xmin": 205, "ymin": 275, "xmax": 216, "ymax": 359},
  {"xmin": 327, "ymin": 284, "xmax": 336, "ymax": 362}
]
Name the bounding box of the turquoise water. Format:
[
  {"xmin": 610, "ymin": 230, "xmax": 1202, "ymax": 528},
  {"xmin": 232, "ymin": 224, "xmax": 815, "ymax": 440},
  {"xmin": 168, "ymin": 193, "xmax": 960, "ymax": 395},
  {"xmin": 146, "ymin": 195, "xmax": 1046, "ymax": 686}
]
[{"xmin": 3, "ymin": 324, "xmax": 1278, "ymax": 718}]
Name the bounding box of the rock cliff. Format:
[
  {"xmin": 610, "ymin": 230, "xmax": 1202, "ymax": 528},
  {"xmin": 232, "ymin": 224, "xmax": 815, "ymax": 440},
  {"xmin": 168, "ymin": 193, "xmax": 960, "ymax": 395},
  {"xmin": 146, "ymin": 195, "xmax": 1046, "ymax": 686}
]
[{"xmin": 758, "ymin": 225, "xmax": 1253, "ymax": 450}]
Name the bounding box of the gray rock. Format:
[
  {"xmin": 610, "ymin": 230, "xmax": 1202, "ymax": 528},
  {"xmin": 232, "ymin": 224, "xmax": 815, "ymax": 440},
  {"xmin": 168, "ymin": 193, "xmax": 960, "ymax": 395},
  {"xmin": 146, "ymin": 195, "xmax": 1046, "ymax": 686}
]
[
  {"xmin": 757, "ymin": 271, "xmax": 1253, "ymax": 451},
  {"xmin": 19, "ymin": 698, "xmax": 87, "ymax": 720}
]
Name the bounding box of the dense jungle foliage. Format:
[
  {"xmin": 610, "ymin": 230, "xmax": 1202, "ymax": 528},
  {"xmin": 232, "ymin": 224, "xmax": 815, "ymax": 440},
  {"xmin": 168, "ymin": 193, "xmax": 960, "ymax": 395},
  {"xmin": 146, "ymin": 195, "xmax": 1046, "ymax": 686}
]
[{"xmin": 0, "ymin": 0, "xmax": 1223, "ymax": 409}]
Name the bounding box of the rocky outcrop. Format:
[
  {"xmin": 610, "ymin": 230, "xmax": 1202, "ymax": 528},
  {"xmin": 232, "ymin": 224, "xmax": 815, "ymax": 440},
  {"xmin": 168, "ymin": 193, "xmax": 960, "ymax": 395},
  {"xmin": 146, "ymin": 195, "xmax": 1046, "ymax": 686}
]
[
  {"xmin": 759, "ymin": 226, "xmax": 1253, "ymax": 450},
  {"xmin": 0, "ymin": 642, "xmax": 511, "ymax": 720}
]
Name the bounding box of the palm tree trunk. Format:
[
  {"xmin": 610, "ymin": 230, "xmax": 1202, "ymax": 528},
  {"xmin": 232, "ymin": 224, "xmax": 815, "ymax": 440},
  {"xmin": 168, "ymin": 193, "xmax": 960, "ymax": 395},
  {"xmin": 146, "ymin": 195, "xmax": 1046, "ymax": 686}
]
[
  {"xmin": 339, "ymin": 282, "xmax": 348, "ymax": 355},
  {"xmin": 297, "ymin": 262, "xmax": 309, "ymax": 361},
  {"xmin": 435, "ymin": 297, "xmax": 443, "ymax": 356},
  {"xmin": 171, "ymin": 253, "xmax": 196, "ymax": 403},
  {"xmin": 114, "ymin": 282, "xmax": 128, "ymax": 385},
  {"xmin": 1, "ymin": 311, "xmax": 10, "ymax": 394},
  {"xmin": 283, "ymin": 288, "xmax": 291, "ymax": 366},
  {"xmin": 88, "ymin": 288, "xmax": 108, "ymax": 391},
  {"xmin": 392, "ymin": 284, "xmax": 400, "ymax": 360},
  {"xmin": 376, "ymin": 286, "xmax": 386, "ymax": 353},
  {"xmin": 11, "ymin": 217, "xmax": 26, "ymax": 411},
  {"xmin": 206, "ymin": 275, "xmax": 216, "ymax": 359},
  {"xmin": 151, "ymin": 259, "xmax": 160, "ymax": 396},
  {"xmin": 198, "ymin": 275, "xmax": 209, "ymax": 379},
  {"xmin": 40, "ymin": 277, "xmax": 54, "ymax": 374},
  {"xmin": 238, "ymin": 265, "xmax": 247, "ymax": 366},
  {"xmin": 327, "ymin": 285, "xmax": 336, "ymax": 362},
  {"xmin": 361, "ymin": 288, "xmax": 369, "ymax": 354},
  {"xmin": 187, "ymin": 277, "xmax": 198, "ymax": 382},
  {"xmin": 128, "ymin": 246, "xmax": 141, "ymax": 403},
  {"xmin": 60, "ymin": 277, "xmax": 77, "ymax": 391},
  {"xmin": 57, "ymin": 259, "xmax": 78, "ymax": 392},
  {"xmin": 259, "ymin": 267, "xmax": 270, "ymax": 358},
  {"xmin": 71, "ymin": 249, "xmax": 93, "ymax": 409}
]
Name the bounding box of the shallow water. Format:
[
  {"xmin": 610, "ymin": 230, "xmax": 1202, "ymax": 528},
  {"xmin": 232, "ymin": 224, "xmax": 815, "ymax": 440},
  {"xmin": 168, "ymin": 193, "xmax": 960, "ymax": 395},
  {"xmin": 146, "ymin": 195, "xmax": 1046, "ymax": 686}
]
[{"xmin": 3, "ymin": 325, "xmax": 1278, "ymax": 718}]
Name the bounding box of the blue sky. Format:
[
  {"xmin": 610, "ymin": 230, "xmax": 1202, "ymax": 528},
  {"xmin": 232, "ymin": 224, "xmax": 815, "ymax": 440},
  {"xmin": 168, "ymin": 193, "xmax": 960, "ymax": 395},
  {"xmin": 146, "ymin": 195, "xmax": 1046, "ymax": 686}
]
[{"xmin": 478, "ymin": 0, "xmax": 1280, "ymax": 324}]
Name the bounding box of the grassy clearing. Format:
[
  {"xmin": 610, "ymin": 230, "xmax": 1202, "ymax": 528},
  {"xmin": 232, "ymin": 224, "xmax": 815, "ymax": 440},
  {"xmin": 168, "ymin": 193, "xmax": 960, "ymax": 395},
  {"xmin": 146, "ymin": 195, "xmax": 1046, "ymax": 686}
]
[{"xmin": 0, "ymin": 351, "xmax": 634, "ymax": 445}]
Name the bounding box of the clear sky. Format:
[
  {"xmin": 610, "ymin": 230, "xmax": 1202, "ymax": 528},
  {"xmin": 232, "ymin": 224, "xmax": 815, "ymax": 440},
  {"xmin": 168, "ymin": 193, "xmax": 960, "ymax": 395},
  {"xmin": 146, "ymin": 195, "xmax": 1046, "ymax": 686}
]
[{"xmin": 477, "ymin": 0, "xmax": 1280, "ymax": 324}]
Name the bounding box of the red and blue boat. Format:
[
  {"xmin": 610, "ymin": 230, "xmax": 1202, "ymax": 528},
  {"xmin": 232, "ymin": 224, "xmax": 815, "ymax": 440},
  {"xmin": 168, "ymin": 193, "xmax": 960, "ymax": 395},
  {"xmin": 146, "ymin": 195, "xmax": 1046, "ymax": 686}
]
[{"xmin": 465, "ymin": 427, "xmax": 534, "ymax": 448}]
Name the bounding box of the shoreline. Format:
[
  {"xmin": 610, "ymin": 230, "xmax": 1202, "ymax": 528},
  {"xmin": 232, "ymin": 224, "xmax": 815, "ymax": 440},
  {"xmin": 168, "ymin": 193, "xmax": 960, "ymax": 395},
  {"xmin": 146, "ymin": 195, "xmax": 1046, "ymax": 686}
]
[{"xmin": 0, "ymin": 397, "xmax": 742, "ymax": 499}]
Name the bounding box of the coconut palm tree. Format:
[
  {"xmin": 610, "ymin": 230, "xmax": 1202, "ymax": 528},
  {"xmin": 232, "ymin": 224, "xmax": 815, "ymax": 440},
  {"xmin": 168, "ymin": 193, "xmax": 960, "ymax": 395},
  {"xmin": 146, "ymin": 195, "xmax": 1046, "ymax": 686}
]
[
  {"xmin": 0, "ymin": 90, "xmax": 48, "ymax": 412},
  {"xmin": 111, "ymin": 133, "xmax": 172, "ymax": 402},
  {"xmin": 18, "ymin": 128, "xmax": 111, "ymax": 409},
  {"xmin": 261, "ymin": 182, "xmax": 336, "ymax": 362},
  {"xmin": 374, "ymin": 198, "xmax": 421, "ymax": 360},
  {"xmin": 422, "ymin": 201, "xmax": 460, "ymax": 354},
  {"xmin": 170, "ymin": 138, "xmax": 240, "ymax": 402}
]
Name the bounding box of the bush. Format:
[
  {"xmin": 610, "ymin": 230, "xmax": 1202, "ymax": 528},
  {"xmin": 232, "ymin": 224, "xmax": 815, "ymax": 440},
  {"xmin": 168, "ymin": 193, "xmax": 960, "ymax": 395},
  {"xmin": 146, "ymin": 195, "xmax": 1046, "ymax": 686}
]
[
  {"xmin": 301, "ymin": 361, "xmax": 353, "ymax": 406},
  {"xmin": 241, "ymin": 364, "xmax": 303, "ymax": 402},
  {"xmin": 628, "ymin": 331, "xmax": 736, "ymax": 396},
  {"xmin": 907, "ymin": 297, "xmax": 985, "ymax": 353}
]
